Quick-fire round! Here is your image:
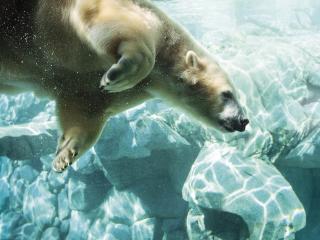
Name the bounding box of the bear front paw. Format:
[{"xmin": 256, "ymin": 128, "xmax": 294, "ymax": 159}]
[{"xmin": 100, "ymin": 69, "xmax": 134, "ymax": 93}]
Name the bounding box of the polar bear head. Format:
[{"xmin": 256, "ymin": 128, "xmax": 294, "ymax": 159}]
[{"xmin": 168, "ymin": 50, "xmax": 249, "ymax": 132}]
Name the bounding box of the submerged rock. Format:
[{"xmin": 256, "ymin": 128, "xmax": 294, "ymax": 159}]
[
  {"xmin": 11, "ymin": 165, "xmax": 39, "ymax": 184},
  {"xmin": 0, "ymin": 180, "xmax": 10, "ymax": 211},
  {"xmin": 183, "ymin": 144, "xmax": 306, "ymax": 240},
  {"xmin": 41, "ymin": 227, "xmax": 60, "ymax": 240},
  {"xmin": 88, "ymin": 188, "xmax": 162, "ymax": 240},
  {"xmin": 66, "ymin": 211, "xmax": 92, "ymax": 240},
  {"xmin": 15, "ymin": 223, "xmax": 42, "ymax": 240},
  {"xmin": 23, "ymin": 178, "xmax": 57, "ymax": 227},
  {"xmin": 48, "ymin": 168, "xmax": 70, "ymax": 190},
  {"xmin": 0, "ymin": 211, "xmax": 25, "ymax": 240},
  {"xmin": 58, "ymin": 188, "xmax": 70, "ymax": 220},
  {"xmin": 0, "ymin": 156, "xmax": 13, "ymax": 178},
  {"xmin": 9, "ymin": 178, "xmax": 27, "ymax": 209},
  {"xmin": 104, "ymin": 223, "xmax": 131, "ymax": 240},
  {"xmin": 132, "ymin": 218, "xmax": 158, "ymax": 240},
  {"xmin": 68, "ymin": 170, "xmax": 111, "ymax": 211},
  {"xmin": 96, "ymin": 106, "xmax": 192, "ymax": 189}
]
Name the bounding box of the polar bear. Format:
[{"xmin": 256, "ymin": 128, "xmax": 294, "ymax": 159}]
[{"xmin": 0, "ymin": 0, "xmax": 249, "ymax": 172}]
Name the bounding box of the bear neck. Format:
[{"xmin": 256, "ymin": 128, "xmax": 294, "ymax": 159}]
[
  {"xmin": 144, "ymin": 19, "xmax": 211, "ymax": 103},
  {"xmin": 151, "ymin": 18, "xmax": 211, "ymax": 83}
]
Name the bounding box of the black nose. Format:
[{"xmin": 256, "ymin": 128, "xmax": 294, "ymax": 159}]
[
  {"xmin": 241, "ymin": 118, "xmax": 249, "ymax": 128},
  {"xmin": 236, "ymin": 118, "xmax": 249, "ymax": 132},
  {"xmin": 219, "ymin": 117, "xmax": 249, "ymax": 133}
]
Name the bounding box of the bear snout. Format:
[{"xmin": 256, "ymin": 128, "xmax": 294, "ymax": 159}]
[
  {"xmin": 218, "ymin": 116, "xmax": 249, "ymax": 133},
  {"xmin": 235, "ymin": 117, "xmax": 249, "ymax": 132}
]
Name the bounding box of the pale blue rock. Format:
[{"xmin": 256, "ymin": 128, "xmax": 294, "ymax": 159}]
[
  {"xmin": 88, "ymin": 185, "xmax": 184, "ymax": 239},
  {"xmin": 103, "ymin": 188, "xmax": 149, "ymax": 225},
  {"xmin": 88, "ymin": 188, "xmax": 155, "ymax": 240},
  {"xmin": 105, "ymin": 223, "xmax": 131, "ymax": 240},
  {"xmin": 0, "ymin": 95, "xmax": 56, "ymax": 161},
  {"xmin": 68, "ymin": 177, "xmax": 88, "ymax": 211},
  {"xmin": 0, "ymin": 211, "xmax": 24, "ymax": 240},
  {"xmin": 60, "ymin": 219, "xmax": 70, "ymax": 235},
  {"xmin": 127, "ymin": 176, "xmax": 188, "ymax": 218},
  {"xmin": 95, "ymin": 104, "xmax": 191, "ymax": 189},
  {"xmin": 67, "ymin": 170, "xmax": 110, "ymax": 211},
  {"xmin": 48, "ymin": 169, "xmax": 70, "ymax": 190},
  {"xmin": 183, "ymin": 144, "xmax": 306, "ymax": 240},
  {"xmin": 132, "ymin": 218, "xmax": 157, "ymax": 240},
  {"xmin": 71, "ymin": 148, "xmax": 100, "ymax": 175},
  {"xmin": 11, "ymin": 165, "xmax": 39, "ymax": 183},
  {"xmin": 23, "ymin": 178, "xmax": 57, "ymax": 227},
  {"xmin": 15, "ymin": 223, "xmax": 42, "ymax": 240},
  {"xmin": 88, "ymin": 219, "xmax": 108, "ymax": 240},
  {"xmin": 40, "ymin": 154, "xmax": 55, "ymax": 170},
  {"xmin": 0, "ymin": 180, "xmax": 10, "ymax": 211},
  {"xmin": 0, "ymin": 132, "xmax": 57, "ymax": 161},
  {"xmin": 9, "ymin": 178, "xmax": 27, "ymax": 209},
  {"xmin": 0, "ymin": 93, "xmax": 49, "ymax": 126},
  {"xmin": 9, "ymin": 163, "xmax": 39, "ymax": 209},
  {"xmin": 58, "ymin": 188, "xmax": 70, "ymax": 220},
  {"xmin": 41, "ymin": 227, "xmax": 60, "ymax": 240},
  {"xmin": 0, "ymin": 156, "xmax": 13, "ymax": 178},
  {"xmin": 66, "ymin": 211, "xmax": 92, "ymax": 240}
]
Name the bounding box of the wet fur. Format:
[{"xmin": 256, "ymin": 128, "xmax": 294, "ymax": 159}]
[{"xmin": 0, "ymin": 0, "xmax": 235, "ymax": 171}]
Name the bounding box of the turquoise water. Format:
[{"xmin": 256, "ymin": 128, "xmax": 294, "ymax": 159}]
[{"xmin": 0, "ymin": 0, "xmax": 320, "ymax": 239}]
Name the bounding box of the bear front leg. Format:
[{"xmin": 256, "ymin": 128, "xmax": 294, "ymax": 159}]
[
  {"xmin": 52, "ymin": 100, "xmax": 107, "ymax": 172},
  {"xmin": 100, "ymin": 40, "xmax": 155, "ymax": 93}
]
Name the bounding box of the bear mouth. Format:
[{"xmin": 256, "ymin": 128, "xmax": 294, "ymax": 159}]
[
  {"xmin": 218, "ymin": 120, "xmax": 235, "ymax": 132},
  {"xmin": 223, "ymin": 125, "xmax": 236, "ymax": 132}
]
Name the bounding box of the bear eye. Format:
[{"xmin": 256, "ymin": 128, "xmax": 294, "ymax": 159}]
[{"xmin": 221, "ymin": 91, "xmax": 233, "ymax": 100}]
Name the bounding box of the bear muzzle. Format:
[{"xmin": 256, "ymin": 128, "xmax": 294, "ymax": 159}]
[{"xmin": 219, "ymin": 116, "xmax": 249, "ymax": 132}]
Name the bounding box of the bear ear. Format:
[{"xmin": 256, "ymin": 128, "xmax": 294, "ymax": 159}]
[{"xmin": 185, "ymin": 51, "xmax": 200, "ymax": 68}]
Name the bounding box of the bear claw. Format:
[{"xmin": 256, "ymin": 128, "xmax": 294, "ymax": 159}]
[
  {"xmin": 104, "ymin": 80, "xmax": 133, "ymax": 93},
  {"xmin": 100, "ymin": 75, "xmax": 111, "ymax": 90},
  {"xmin": 100, "ymin": 70, "xmax": 134, "ymax": 92}
]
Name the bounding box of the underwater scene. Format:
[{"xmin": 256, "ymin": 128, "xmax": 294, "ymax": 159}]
[{"xmin": 1, "ymin": 0, "xmax": 320, "ymax": 239}]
